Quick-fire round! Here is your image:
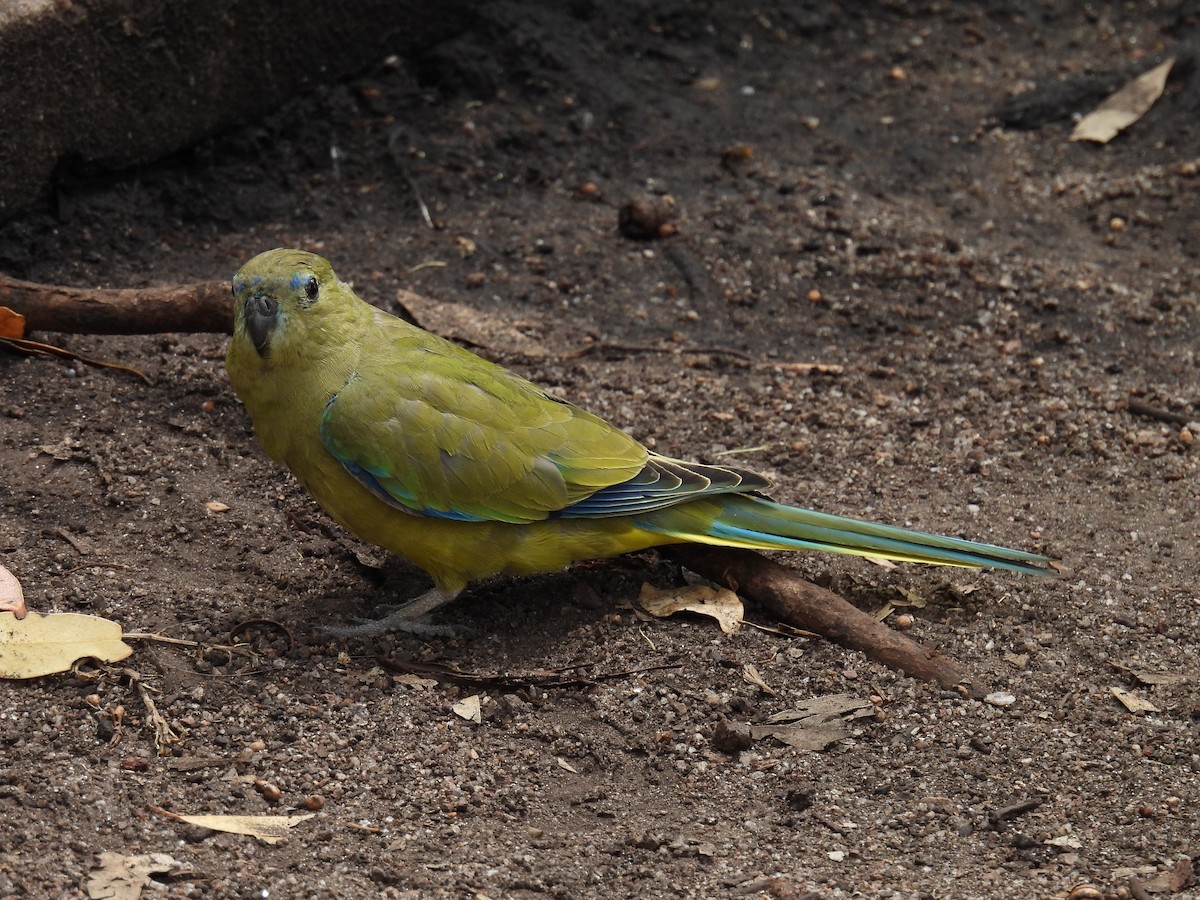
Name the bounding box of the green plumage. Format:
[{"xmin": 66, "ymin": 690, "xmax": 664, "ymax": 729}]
[{"xmin": 226, "ymin": 249, "xmax": 1055, "ymax": 607}]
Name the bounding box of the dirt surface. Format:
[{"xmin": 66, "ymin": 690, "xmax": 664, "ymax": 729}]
[{"xmin": 2, "ymin": 2, "xmax": 1199, "ymax": 897}]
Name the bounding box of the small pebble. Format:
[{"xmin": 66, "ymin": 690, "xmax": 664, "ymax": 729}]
[
  {"xmin": 618, "ymin": 196, "xmax": 676, "ymax": 240},
  {"xmin": 984, "ymin": 691, "xmax": 1016, "ymax": 707},
  {"xmin": 710, "ymin": 719, "xmax": 753, "ymax": 754}
]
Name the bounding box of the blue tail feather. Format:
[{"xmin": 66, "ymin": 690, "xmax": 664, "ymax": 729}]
[{"xmin": 638, "ymin": 496, "xmax": 1054, "ymax": 576}]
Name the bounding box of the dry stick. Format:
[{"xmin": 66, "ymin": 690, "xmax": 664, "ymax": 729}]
[
  {"xmin": 3, "ymin": 274, "xmax": 426, "ymax": 335},
  {"xmin": 0, "ymin": 274, "xmax": 231, "ymax": 334},
  {"xmin": 1126, "ymin": 398, "xmax": 1193, "ymax": 426},
  {"xmin": 664, "ymin": 545, "xmax": 976, "ymax": 693}
]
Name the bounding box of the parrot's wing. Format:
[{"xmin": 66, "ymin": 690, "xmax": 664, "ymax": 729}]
[
  {"xmin": 557, "ymin": 454, "xmax": 771, "ymax": 518},
  {"xmin": 319, "ymin": 324, "xmax": 651, "ymax": 524}
]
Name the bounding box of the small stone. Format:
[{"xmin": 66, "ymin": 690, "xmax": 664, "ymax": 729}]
[
  {"xmin": 618, "ymin": 196, "xmax": 676, "ymax": 240},
  {"xmin": 984, "ymin": 691, "xmax": 1016, "ymax": 708},
  {"xmin": 629, "ymin": 831, "xmax": 664, "ymax": 850},
  {"xmin": 710, "ymin": 720, "xmax": 754, "ymax": 754}
]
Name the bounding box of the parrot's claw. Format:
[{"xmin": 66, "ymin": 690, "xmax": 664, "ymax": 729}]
[{"xmin": 319, "ymin": 587, "xmax": 462, "ymax": 639}]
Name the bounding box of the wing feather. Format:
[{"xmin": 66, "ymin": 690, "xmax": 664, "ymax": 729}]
[{"xmin": 319, "ymin": 313, "xmax": 648, "ymax": 523}]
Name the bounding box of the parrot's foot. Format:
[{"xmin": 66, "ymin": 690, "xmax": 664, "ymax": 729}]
[{"xmin": 319, "ymin": 587, "xmax": 459, "ymax": 639}]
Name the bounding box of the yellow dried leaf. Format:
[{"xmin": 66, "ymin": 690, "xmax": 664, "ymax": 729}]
[
  {"xmin": 1071, "ymin": 58, "xmax": 1175, "ymax": 144},
  {"xmin": 742, "ymin": 662, "xmax": 778, "ymax": 696},
  {"xmin": 0, "ymin": 611, "xmax": 132, "ymax": 679},
  {"xmin": 171, "ymin": 813, "xmax": 315, "ymax": 844},
  {"xmin": 1110, "ymin": 686, "xmax": 1159, "ymax": 714},
  {"xmin": 87, "ymin": 852, "xmax": 180, "ymax": 900},
  {"xmin": 453, "ymin": 694, "xmax": 482, "ymax": 723},
  {"xmin": 638, "ymin": 583, "xmax": 743, "ymax": 634},
  {"xmin": 0, "ymin": 306, "xmax": 24, "ymax": 339}
]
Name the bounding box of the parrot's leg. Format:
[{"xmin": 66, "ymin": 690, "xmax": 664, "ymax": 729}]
[{"xmin": 320, "ymin": 587, "xmax": 460, "ymax": 638}]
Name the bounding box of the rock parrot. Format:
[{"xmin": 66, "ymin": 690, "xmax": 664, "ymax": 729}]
[{"xmin": 227, "ymin": 249, "xmax": 1053, "ymax": 630}]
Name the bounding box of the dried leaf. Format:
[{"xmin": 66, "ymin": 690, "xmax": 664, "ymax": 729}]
[
  {"xmin": 0, "ymin": 306, "xmax": 24, "ymax": 339},
  {"xmin": 1129, "ymin": 671, "xmax": 1189, "ymax": 687},
  {"xmin": 0, "ymin": 564, "xmax": 27, "ymax": 619},
  {"xmin": 392, "ymin": 673, "xmax": 438, "ymax": 689},
  {"xmin": 161, "ymin": 811, "xmax": 315, "ymax": 844},
  {"xmin": 453, "ymin": 694, "xmax": 482, "ymax": 723},
  {"xmin": 0, "ymin": 334, "xmax": 152, "ymax": 383},
  {"xmin": 893, "ymin": 586, "xmax": 927, "ymax": 608},
  {"xmin": 741, "ymin": 663, "xmax": 778, "ymax": 696},
  {"xmin": 1071, "ymin": 58, "xmax": 1175, "ymax": 143},
  {"xmin": 1110, "ymin": 686, "xmax": 1159, "ymax": 714},
  {"xmin": 87, "ymin": 851, "xmax": 182, "ymax": 900},
  {"xmin": 751, "ymin": 722, "xmax": 848, "ymax": 751},
  {"xmin": 749, "ymin": 694, "xmax": 874, "ymax": 751},
  {"xmin": 0, "ymin": 611, "xmax": 132, "ymax": 679},
  {"xmin": 638, "ymin": 583, "xmax": 743, "ymax": 634},
  {"xmin": 874, "ymin": 584, "xmax": 927, "ymax": 620},
  {"xmin": 764, "ymin": 693, "xmax": 874, "ymax": 725},
  {"xmin": 556, "ymin": 757, "xmax": 578, "ymax": 773},
  {"xmin": 1110, "ymin": 660, "xmax": 1190, "ymax": 687}
]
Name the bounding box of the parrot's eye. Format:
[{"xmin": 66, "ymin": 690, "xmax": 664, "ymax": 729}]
[{"xmin": 304, "ymin": 276, "xmax": 319, "ymax": 300}]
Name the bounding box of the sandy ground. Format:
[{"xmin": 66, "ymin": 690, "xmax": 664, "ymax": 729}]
[{"xmin": 1, "ymin": 2, "xmax": 1198, "ymax": 897}]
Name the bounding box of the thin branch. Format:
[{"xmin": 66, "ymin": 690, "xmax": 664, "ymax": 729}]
[
  {"xmin": 664, "ymin": 545, "xmax": 976, "ymax": 693},
  {"xmin": 0, "ymin": 274, "xmax": 230, "ymax": 334}
]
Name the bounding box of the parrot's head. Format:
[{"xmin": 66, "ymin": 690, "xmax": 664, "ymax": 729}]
[{"xmin": 231, "ymin": 248, "xmax": 350, "ymax": 362}]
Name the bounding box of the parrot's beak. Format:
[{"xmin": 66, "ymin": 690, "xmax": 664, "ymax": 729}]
[{"xmin": 243, "ymin": 292, "xmax": 279, "ymax": 356}]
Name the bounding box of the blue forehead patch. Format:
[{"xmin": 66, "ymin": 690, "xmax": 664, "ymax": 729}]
[
  {"xmin": 233, "ymin": 273, "xmax": 265, "ymax": 293},
  {"xmin": 289, "ymin": 272, "xmax": 309, "ymax": 291}
]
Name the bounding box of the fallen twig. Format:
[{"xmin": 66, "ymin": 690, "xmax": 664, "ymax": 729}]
[
  {"xmin": 3, "ymin": 334, "xmax": 152, "ymax": 383},
  {"xmin": 559, "ymin": 341, "xmax": 753, "ymax": 363},
  {"xmin": 387, "ymin": 127, "xmax": 434, "ymax": 229},
  {"xmin": 663, "ymin": 545, "xmax": 975, "ymax": 692},
  {"xmin": 985, "ymin": 795, "xmax": 1047, "ymax": 830},
  {"xmin": 121, "ymin": 667, "xmax": 182, "ymax": 754},
  {"xmin": 376, "ymin": 656, "xmax": 682, "ymax": 690},
  {"xmin": 1127, "ymin": 399, "xmax": 1193, "ymax": 426},
  {"xmin": 0, "ymin": 274, "xmax": 230, "ymax": 334}
]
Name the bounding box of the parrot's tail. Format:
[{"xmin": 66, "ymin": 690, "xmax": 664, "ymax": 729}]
[{"xmin": 637, "ymin": 495, "xmax": 1055, "ymax": 576}]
